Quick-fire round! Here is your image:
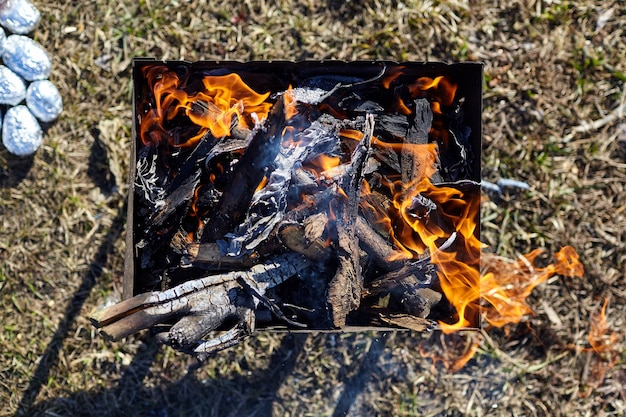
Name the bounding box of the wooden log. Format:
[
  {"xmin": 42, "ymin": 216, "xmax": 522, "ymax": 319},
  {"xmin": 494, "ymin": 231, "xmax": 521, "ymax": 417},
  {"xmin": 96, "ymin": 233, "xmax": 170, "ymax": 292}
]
[
  {"xmin": 326, "ymin": 113, "xmax": 374, "ymax": 328},
  {"xmin": 202, "ymin": 96, "xmax": 290, "ymax": 242},
  {"xmin": 363, "ymin": 266, "xmax": 441, "ymax": 320},
  {"xmin": 278, "ymin": 216, "xmax": 330, "ymax": 262},
  {"xmin": 378, "ymin": 313, "xmax": 434, "ymax": 331},
  {"xmin": 90, "ymin": 254, "xmax": 309, "ymax": 341},
  {"xmin": 355, "ymin": 216, "xmax": 407, "ymax": 272},
  {"xmin": 402, "ymin": 98, "xmax": 435, "ymax": 184},
  {"xmin": 150, "ymin": 169, "xmax": 201, "ymax": 228},
  {"xmin": 185, "ymin": 242, "xmax": 258, "ymax": 268}
]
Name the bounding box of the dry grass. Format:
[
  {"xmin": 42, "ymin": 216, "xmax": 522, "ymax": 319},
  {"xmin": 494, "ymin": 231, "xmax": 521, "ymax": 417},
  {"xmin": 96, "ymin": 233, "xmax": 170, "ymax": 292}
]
[{"xmin": 0, "ymin": 0, "xmax": 624, "ymax": 416}]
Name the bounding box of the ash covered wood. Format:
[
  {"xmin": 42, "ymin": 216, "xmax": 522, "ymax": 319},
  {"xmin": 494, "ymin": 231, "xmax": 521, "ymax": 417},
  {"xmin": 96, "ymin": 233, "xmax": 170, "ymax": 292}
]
[{"xmin": 90, "ymin": 61, "xmax": 482, "ymax": 358}]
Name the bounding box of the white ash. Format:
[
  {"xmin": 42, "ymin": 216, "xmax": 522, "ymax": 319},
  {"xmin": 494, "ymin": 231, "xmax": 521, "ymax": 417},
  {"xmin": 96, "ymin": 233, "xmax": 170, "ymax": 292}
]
[
  {"xmin": 288, "ymin": 87, "xmax": 328, "ymax": 104},
  {"xmin": 2, "ymin": 104, "xmax": 42, "ymax": 156},
  {"xmin": 0, "ymin": 0, "xmax": 40, "ymax": 35},
  {"xmin": 2, "ymin": 34, "xmax": 51, "ymax": 81},
  {"xmin": 26, "ymin": 79, "xmax": 62, "ymax": 122},
  {"xmin": 0, "ymin": 64, "xmax": 25, "ymax": 105},
  {"xmin": 224, "ymin": 118, "xmax": 340, "ymax": 256}
]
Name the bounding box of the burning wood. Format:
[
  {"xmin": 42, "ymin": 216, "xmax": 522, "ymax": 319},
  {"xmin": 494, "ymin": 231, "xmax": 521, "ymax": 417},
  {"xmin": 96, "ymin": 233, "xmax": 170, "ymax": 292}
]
[{"xmin": 90, "ymin": 61, "xmax": 483, "ymax": 358}]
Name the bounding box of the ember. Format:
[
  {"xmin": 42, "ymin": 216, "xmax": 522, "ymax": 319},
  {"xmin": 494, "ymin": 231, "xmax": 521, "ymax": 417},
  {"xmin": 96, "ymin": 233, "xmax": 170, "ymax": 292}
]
[{"xmin": 91, "ymin": 60, "xmax": 483, "ymax": 358}]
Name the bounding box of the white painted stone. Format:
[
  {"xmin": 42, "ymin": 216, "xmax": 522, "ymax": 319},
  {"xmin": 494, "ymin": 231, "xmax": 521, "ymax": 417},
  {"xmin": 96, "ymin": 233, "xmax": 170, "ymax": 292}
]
[
  {"xmin": 26, "ymin": 79, "xmax": 62, "ymax": 122},
  {"xmin": 0, "ymin": 27, "xmax": 5, "ymax": 55},
  {"xmin": 2, "ymin": 34, "xmax": 51, "ymax": 81},
  {"xmin": 0, "ymin": 64, "xmax": 25, "ymax": 105},
  {"xmin": 2, "ymin": 105, "xmax": 42, "ymax": 156},
  {"xmin": 0, "ymin": 0, "xmax": 40, "ymax": 35}
]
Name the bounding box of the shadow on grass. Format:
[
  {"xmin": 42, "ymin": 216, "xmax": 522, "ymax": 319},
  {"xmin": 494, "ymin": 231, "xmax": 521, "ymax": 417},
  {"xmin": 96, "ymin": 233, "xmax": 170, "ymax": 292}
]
[
  {"xmin": 0, "ymin": 152, "xmax": 35, "ymax": 188},
  {"xmin": 88, "ymin": 127, "xmax": 118, "ymax": 196},
  {"xmin": 13, "ymin": 201, "xmax": 127, "ymax": 417},
  {"xmin": 25, "ymin": 331, "xmax": 389, "ymax": 417},
  {"xmin": 21, "ymin": 324, "xmax": 389, "ymax": 417},
  {"xmin": 24, "ymin": 333, "xmax": 309, "ymax": 417}
]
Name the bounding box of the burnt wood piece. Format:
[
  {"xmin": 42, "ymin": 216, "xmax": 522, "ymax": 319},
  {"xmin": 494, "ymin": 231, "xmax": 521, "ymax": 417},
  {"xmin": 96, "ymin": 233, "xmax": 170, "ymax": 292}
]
[
  {"xmin": 378, "ymin": 313, "xmax": 435, "ymax": 331},
  {"xmin": 224, "ymin": 110, "xmax": 338, "ymax": 256},
  {"xmin": 363, "ymin": 261, "xmax": 440, "ymax": 319},
  {"xmin": 135, "ymin": 133, "xmax": 218, "ymax": 271},
  {"xmin": 185, "ymin": 242, "xmax": 258, "ymax": 268},
  {"xmin": 150, "ymin": 169, "xmax": 201, "ymax": 228},
  {"xmin": 165, "ymin": 131, "xmax": 218, "ymax": 193},
  {"xmin": 278, "ymin": 214, "xmax": 330, "ymax": 262},
  {"xmin": 327, "ymin": 113, "xmax": 374, "ymax": 328},
  {"xmin": 402, "ymin": 98, "xmax": 438, "ymax": 184},
  {"xmin": 202, "ymin": 96, "xmax": 292, "ymax": 243},
  {"xmin": 355, "ymin": 216, "xmax": 407, "ymax": 272},
  {"xmin": 203, "ymin": 136, "xmax": 250, "ymax": 169},
  {"xmin": 90, "ymin": 254, "xmax": 309, "ymax": 343}
]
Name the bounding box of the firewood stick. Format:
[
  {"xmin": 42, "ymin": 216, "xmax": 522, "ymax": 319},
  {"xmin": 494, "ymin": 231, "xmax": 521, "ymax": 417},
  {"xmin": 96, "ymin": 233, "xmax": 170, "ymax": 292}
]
[
  {"xmin": 150, "ymin": 169, "xmax": 201, "ymax": 227},
  {"xmin": 278, "ymin": 223, "xmax": 329, "ymax": 261},
  {"xmin": 327, "ymin": 113, "xmax": 374, "ymax": 328},
  {"xmin": 202, "ymin": 97, "xmax": 289, "ymax": 242},
  {"xmin": 90, "ymin": 273, "xmax": 236, "ymax": 329},
  {"xmin": 278, "ymin": 212, "xmax": 332, "ymax": 262},
  {"xmin": 378, "ymin": 313, "xmax": 435, "ymax": 331},
  {"xmin": 90, "ymin": 254, "xmax": 308, "ymax": 341},
  {"xmin": 355, "ymin": 216, "xmax": 407, "ymax": 272},
  {"xmin": 401, "ymin": 98, "xmax": 434, "ymax": 183},
  {"xmin": 363, "ymin": 264, "xmax": 441, "ymax": 319},
  {"xmin": 186, "ymin": 242, "xmax": 258, "ymax": 268}
]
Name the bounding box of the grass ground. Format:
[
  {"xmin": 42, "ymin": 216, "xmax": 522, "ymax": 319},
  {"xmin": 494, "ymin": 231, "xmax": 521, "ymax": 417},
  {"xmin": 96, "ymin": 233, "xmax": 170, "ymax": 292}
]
[{"xmin": 1, "ymin": 0, "xmax": 624, "ymax": 416}]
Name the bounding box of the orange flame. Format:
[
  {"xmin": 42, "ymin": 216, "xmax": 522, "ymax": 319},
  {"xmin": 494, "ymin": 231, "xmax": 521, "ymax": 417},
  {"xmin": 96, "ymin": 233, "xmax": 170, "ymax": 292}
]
[
  {"xmin": 283, "ymin": 86, "xmax": 298, "ymax": 120},
  {"xmin": 588, "ymin": 298, "xmax": 619, "ymax": 361},
  {"xmin": 358, "ymin": 131, "xmax": 584, "ymax": 332},
  {"xmin": 139, "ymin": 66, "xmax": 271, "ymax": 147},
  {"xmin": 479, "ymin": 247, "xmax": 584, "ymax": 328},
  {"xmin": 419, "ymin": 333, "xmax": 481, "ymax": 373},
  {"xmin": 576, "ymin": 297, "xmax": 621, "ymax": 395},
  {"xmin": 304, "ymin": 154, "xmax": 342, "ymax": 179},
  {"xmin": 381, "ymin": 65, "xmax": 405, "ymax": 88},
  {"xmin": 192, "ymin": 74, "xmax": 271, "ymax": 137},
  {"xmin": 408, "ymin": 76, "xmax": 458, "ymax": 108},
  {"xmin": 255, "ymin": 175, "xmax": 268, "ymax": 193},
  {"xmin": 395, "ymin": 97, "xmax": 412, "ymax": 115},
  {"xmin": 186, "ymin": 184, "xmax": 204, "ymax": 242}
]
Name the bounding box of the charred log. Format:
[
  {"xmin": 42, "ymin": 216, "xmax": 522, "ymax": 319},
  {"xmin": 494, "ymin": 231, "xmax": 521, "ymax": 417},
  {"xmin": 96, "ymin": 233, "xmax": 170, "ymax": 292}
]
[{"xmin": 326, "ymin": 113, "xmax": 374, "ymax": 328}]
